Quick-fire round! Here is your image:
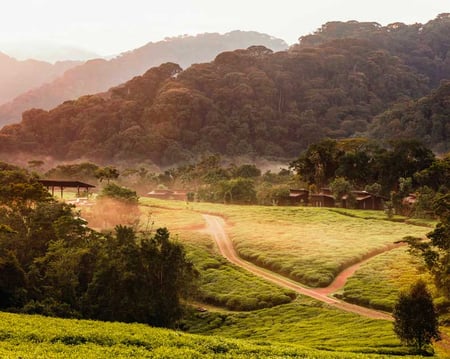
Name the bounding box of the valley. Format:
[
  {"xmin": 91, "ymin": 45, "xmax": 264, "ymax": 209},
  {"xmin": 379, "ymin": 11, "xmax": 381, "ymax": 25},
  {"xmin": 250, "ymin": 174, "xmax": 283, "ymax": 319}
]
[{"xmin": 1, "ymin": 10, "xmax": 450, "ymax": 358}]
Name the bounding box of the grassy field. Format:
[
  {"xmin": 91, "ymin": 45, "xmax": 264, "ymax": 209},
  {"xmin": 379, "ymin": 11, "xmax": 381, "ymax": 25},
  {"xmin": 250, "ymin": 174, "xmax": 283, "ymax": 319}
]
[
  {"xmin": 36, "ymin": 197, "xmax": 448, "ymax": 357},
  {"xmin": 340, "ymin": 247, "xmax": 428, "ymax": 311},
  {"xmin": 139, "ymin": 202, "xmax": 296, "ymax": 311},
  {"xmin": 140, "ymin": 198, "xmax": 430, "ymax": 287},
  {"xmin": 184, "ymin": 295, "xmax": 429, "ymax": 356},
  {"xmin": 0, "ymin": 311, "xmax": 427, "ymax": 358},
  {"xmin": 141, "ymin": 198, "xmax": 449, "ymax": 356}
]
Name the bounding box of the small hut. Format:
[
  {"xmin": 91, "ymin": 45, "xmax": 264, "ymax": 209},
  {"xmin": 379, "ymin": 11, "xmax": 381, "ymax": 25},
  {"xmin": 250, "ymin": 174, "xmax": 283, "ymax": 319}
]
[
  {"xmin": 342, "ymin": 191, "xmax": 387, "ymax": 210},
  {"xmin": 309, "ymin": 193, "xmax": 336, "ymax": 208},
  {"xmin": 279, "ymin": 189, "xmax": 309, "ymax": 206}
]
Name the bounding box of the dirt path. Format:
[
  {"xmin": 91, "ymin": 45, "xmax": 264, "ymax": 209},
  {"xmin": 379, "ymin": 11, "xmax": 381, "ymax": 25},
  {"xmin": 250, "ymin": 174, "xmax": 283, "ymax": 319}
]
[
  {"xmin": 314, "ymin": 243, "xmax": 403, "ymax": 296},
  {"xmin": 202, "ymin": 214, "xmax": 392, "ymax": 320}
]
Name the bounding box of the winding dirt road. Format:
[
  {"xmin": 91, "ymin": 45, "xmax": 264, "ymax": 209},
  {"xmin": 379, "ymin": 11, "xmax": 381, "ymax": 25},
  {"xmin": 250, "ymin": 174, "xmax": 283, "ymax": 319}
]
[{"xmin": 202, "ymin": 214, "xmax": 392, "ymax": 320}]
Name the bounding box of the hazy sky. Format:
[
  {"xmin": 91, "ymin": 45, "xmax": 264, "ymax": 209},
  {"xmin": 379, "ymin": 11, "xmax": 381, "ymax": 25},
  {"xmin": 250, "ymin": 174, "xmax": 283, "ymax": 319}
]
[{"xmin": 1, "ymin": 0, "xmax": 448, "ymax": 58}]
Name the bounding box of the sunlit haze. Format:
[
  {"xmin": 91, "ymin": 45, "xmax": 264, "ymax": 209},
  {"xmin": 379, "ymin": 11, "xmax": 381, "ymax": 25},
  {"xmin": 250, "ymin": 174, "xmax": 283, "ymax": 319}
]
[{"xmin": 0, "ymin": 0, "xmax": 448, "ymax": 61}]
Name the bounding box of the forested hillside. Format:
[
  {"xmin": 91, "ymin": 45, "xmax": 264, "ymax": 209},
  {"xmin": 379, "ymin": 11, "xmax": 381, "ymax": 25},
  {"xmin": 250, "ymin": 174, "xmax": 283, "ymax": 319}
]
[
  {"xmin": 0, "ymin": 41, "xmax": 428, "ymax": 166},
  {"xmin": 0, "ymin": 31, "xmax": 287, "ymax": 127},
  {"xmin": 369, "ymin": 81, "xmax": 450, "ymax": 153},
  {"xmin": 296, "ymin": 13, "xmax": 450, "ymax": 87}
]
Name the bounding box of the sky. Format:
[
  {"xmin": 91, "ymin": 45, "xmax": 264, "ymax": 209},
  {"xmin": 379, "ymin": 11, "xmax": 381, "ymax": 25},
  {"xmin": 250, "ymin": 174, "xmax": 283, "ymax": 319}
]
[{"xmin": 0, "ymin": 0, "xmax": 448, "ymax": 61}]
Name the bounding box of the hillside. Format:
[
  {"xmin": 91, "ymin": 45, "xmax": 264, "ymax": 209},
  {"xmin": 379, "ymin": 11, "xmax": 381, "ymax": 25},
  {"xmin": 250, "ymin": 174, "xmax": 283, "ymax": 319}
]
[
  {"xmin": 0, "ymin": 311, "xmax": 415, "ymax": 359},
  {"xmin": 296, "ymin": 13, "xmax": 450, "ymax": 87},
  {"xmin": 0, "ymin": 31, "xmax": 287, "ymax": 127},
  {"xmin": 0, "ymin": 39, "xmax": 429, "ymax": 166},
  {"xmin": 0, "ymin": 52, "xmax": 80, "ymax": 105},
  {"xmin": 369, "ymin": 81, "xmax": 450, "ymax": 153}
]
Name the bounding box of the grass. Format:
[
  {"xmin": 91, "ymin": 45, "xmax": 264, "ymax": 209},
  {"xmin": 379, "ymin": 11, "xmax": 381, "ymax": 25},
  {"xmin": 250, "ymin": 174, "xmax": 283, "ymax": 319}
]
[
  {"xmin": 184, "ymin": 296, "xmax": 427, "ymax": 357},
  {"xmin": 329, "ymin": 208, "xmax": 437, "ymax": 228},
  {"xmin": 26, "ymin": 197, "xmax": 447, "ymax": 357},
  {"xmin": 139, "ymin": 202, "xmax": 206, "ymax": 232},
  {"xmin": 340, "ymin": 247, "xmax": 428, "ymax": 311},
  {"xmin": 140, "ymin": 198, "xmax": 430, "ymax": 287},
  {"xmin": 186, "ymin": 244, "xmax": 295, "ymax": 310},
  {"xmin": 0, "ymin": 311, "xmax": 425, "ymax": 358},
  {"xmin": 139, "ymin": 202, "xmax": 296, "ymax": 311},
  {"xmin": 329, "ymin": 208, "xmax": 408, "ymax": 221}
]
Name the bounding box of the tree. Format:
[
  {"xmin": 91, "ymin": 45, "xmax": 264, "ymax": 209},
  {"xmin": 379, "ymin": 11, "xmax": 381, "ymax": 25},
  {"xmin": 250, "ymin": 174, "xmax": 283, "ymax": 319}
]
[
  {"xmin": 415, "ymin": 154, "xmax": 450, "ymax": 192},
  {"xmin": 85, "ymin": 226, "xmax": 197, "ymax": 327},
  {"xmin": 290, "ymin": 139, "xmax": 343, "ymax": 187},
  {"xmin": 376, "ymin": 140, "xmax": 435, "ymax": 192},
  {"xmin": 330, "ymin": 177, "xmax": 353, "ymax": 207},
  {"xmin": 0, "ymin": 162, "xmax": 198, "ymax": 328},
  {"xmin": 393, "ymin": 280, "xmax": 440, "ymax": 352},
  {"xmin": 218, "ymin": 178, "xmax": 256, "ymax": 204},
  {"xmin": 231, "ymin": 164, "xmax": 261, "ymax": 178},
  {"xmin": 407, "ymin": 194, "xmax": 450, "ymax": 299},
  {"xmin": 98, "ymin": 183, "xmax": 139, "ymax": 205},
  {"xmin": 95, "ymin": 166, "xmax": 119, "ymax": 183}
]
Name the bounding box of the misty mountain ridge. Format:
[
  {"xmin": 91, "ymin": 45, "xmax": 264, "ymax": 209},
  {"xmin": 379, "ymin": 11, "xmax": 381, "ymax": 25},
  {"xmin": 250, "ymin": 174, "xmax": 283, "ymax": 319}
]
[
  {"xmin": 0, "ymin": 31, "xmax": 288, "ymax": 127},
  {"xmin": 0, "ymin": 42, "xmax": 100, "ymax": 63},
  {"xmin": 0, "ymin": 52, "xmax": 81, "ymax": 106}
]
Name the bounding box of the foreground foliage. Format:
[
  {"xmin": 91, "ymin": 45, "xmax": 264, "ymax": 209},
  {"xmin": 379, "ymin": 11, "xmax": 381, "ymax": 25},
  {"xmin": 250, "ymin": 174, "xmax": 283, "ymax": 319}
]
[
  {"xmin": 184, "ymin": 297, "xmax": 427, "ymax": 356},
  {"xmin": 0, "ymin": 165, "xmax": 197, "ymax": 327},
  {"xmin": 0, "ymin": 311, "xmax": 426, "ymax": 358}
]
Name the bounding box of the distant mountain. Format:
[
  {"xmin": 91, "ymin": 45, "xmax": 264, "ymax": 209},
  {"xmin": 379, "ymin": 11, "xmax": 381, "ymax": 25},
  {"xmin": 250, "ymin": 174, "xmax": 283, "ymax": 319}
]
[
  {"xmin": 0, "ymin": 42, "xmax": 100, "ymax": 63},
  {"xmin": 0, "ymin": 52, "xmax": 81, "ymax": 105},
  {"xmin": 0, "ymin": 40, "xmax": 428, "ymax": 166},
  {"xmin": 0, "ymin": 31, "xmax": 288, "ymax": 127}
]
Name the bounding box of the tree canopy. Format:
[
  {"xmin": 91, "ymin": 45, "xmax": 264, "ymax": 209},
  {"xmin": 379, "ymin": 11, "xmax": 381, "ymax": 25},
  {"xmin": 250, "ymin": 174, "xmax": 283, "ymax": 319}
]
[
  {"xmin": 0, "ymin": 164, "xmax": 197, "ymax": 327},
  {"xmin": 393, "ymin": 280, "xmax": 440, "ymax": 352}
]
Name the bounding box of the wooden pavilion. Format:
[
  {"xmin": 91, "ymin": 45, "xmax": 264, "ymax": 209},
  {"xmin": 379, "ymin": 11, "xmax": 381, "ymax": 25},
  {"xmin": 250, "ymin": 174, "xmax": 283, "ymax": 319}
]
[{"xmin": 38, "ymin": 180, "xmax": 95, "ymax": 198}]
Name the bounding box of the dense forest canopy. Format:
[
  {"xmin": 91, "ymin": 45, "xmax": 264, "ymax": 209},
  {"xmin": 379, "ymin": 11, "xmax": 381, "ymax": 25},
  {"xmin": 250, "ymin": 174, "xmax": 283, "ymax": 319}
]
[
  {"xmin": 369, "ymin": 81, "xmax": 450, "ymax": 153},
  {"xmin": 297, "ymin": 13, "xmax": 450, "ymax": 87},
  {"xmin": 0, "ymin": 15, "xmax": 449, "ymax": 167}
]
